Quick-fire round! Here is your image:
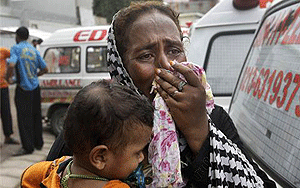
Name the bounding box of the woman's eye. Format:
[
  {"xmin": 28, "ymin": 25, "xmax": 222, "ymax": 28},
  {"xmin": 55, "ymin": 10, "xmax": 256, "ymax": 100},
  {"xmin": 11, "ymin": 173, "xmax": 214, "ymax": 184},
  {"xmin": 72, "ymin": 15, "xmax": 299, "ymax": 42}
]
[
  {"xmin": 138, "ymin": 53, "xmax": 153, "ymax": 61},
  {"xmin": 168, "ymin": 48, "xmax": 181, "ymax": 56}
]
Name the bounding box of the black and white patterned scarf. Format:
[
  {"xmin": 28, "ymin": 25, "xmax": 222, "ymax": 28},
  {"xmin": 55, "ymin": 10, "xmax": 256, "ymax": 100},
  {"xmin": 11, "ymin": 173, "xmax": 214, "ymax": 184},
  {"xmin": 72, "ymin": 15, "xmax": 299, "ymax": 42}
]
[
  {"xmin": 107, "ymin": 20, "xmax": 140, "ymax": 95},
  {"xmin": 107, "ymin": 17, "xmax": 264, "ymax": 187}
]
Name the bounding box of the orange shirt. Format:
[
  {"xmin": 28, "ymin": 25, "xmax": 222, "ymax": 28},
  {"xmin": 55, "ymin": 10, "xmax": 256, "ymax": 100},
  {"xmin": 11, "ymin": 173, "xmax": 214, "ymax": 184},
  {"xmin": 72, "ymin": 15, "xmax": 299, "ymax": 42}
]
[
  {"xmin": 21, "ymin": 156, "xmax": 130, "ymax": 188},
  {"xmin": 0, "ymin": 47, "xmax": 10, "ymax": 88}
]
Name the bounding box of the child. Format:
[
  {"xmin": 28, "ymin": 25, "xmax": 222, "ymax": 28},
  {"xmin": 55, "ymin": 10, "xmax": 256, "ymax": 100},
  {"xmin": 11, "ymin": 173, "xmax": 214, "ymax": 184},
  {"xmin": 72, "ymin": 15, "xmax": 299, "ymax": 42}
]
[{"xmin": 21, "ymin": 79, "xmax": 154, "ymax": 188}]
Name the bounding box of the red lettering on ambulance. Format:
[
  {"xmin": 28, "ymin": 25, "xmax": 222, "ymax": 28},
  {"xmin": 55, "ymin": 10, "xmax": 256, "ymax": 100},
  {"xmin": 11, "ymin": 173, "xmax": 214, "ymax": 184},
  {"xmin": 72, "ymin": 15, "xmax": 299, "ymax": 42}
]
[
  {"xmin": 285, "ymin": 74, "xmax": 300, "ymax": 112},
  {"xmin": 52, "ymin": 80, "xmax": 57, "ymax": 87},
  {"xmin": 89, "ymin": 30, "xmax": 107, "ymax": 41},
  {"xmin": 74, "ymin": 29, "xmax": 108, "ymax": 42},
  {"xmin": 241, "ymin": 66, "xmax": 300, "ymax": 118},
  {"xmin": 41, "ymin": 79, "xmax": 81, "ymax": 88},
  {"xmin": 269, "ymin": 70, "xmax": 283, "ymax": 105},
  {"xmin": 277, "ymin": 72, "xmax": 292, "ymax": 108},
  {"xmin": 282, "ymin": 8, "xmax": 300, "ymax": 45},
  {"xmin": 264, "ymin": 70, "xmax": 276, "ymax": 101},
  {"xmin": 69, "ymin": 80, "xmax": 74, "ymax": 86},
  {"xmin": 73, "ymin": 30, "xmax": 91, "ymax": 42},
  {"xmin": 289, "ymin": 21, "xmax": 300, "ymax": 44},
  {"xmin": 246, "ymin": 67, "xmax": 255, "ymax": 94},
  {"xmin": 275, "ymin": 11, "xmax": 294, "ymax": 44},
  {"xmin": 267, "ymin": 12, "xmax": 284, "ymax": 45},
  {"xmin": 295, "ymin": 98, "xmax": 300, "ymax": 117}
]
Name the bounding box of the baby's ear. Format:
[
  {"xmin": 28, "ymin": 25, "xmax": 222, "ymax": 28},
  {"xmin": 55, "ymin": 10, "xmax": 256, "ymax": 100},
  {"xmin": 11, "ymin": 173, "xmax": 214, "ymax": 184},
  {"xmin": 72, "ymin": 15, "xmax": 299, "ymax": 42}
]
[{"xmin": 89, "ymin": 145, "xmax": 109, "ymax": 170}]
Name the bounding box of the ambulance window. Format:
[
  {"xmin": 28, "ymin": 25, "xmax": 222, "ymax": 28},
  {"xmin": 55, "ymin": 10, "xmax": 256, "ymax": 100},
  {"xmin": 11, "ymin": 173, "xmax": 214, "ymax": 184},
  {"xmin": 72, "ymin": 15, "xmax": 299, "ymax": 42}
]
[
  {"xmin": 44, "ymin": 47, "xmax": 80, "ymax": 73},
  {"xmin": 204, "ymin": 31, "xmax": 255, "ymax": 96},
  {"xmin": 230, "ymin": 3, "xmax": 300, "ymax": 187},
  {"xmin": 86, "ymin": 46, "xmax": 108, "ymax": 73}
]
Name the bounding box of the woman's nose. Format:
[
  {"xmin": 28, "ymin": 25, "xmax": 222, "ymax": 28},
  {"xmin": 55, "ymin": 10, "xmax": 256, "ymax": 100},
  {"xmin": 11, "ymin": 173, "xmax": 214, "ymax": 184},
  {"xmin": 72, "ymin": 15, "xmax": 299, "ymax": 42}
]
[{"xmin": 156, "ymin": 52, "xmax": 171, "ymax": 70}]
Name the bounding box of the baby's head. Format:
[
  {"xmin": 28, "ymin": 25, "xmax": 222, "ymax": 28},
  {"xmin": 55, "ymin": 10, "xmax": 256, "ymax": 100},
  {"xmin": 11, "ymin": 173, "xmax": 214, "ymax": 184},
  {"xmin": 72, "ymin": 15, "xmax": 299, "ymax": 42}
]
[{"xmin": 64, "ymin": 79, "xmax": 154, "ymax": 180}]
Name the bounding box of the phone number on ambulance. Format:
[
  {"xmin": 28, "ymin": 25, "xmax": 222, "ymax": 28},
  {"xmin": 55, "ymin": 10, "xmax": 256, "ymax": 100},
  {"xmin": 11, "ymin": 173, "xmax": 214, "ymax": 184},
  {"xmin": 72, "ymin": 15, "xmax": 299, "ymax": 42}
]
[{"xmin": 239, "ymin": 66, "xmax": 300, "ymax": 117}]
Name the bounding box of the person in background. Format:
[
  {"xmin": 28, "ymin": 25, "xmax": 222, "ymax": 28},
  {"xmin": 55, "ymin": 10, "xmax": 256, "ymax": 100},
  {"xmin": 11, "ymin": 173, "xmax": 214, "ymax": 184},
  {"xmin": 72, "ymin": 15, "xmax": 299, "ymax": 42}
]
[
  {"xmin": 37, "ymin": 39, "xmax": 43, "ymax": 45},
  {"xmin": 32, "ymin": 39, "xmax": 38, "ymax": 48},
  {"xmin": 21, "ymin": 80, "xmax": 154, "ymax": 188},
  {"xmin": 36, "ymin": 39, "xmax": 43, "ymax": 51},
  {"xmin": 32, "ymin": 39, "xmax": 42, "ymax": 51},
  {"xmin": 47, "ymin": 2, "xmax": 276, "ymax": 187},
  {"xmin": 0, "ymin": 47, "xmax": 19, "ymax": 145},
  {"xmin": 6, "ymin": 26, "xmax": 48, "ymax": 156}
]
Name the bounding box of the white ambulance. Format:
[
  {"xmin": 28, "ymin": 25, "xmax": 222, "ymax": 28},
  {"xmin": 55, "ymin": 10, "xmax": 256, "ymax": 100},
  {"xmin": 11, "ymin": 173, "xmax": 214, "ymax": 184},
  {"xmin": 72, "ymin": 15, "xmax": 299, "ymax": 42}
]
[
  {"xmin": 39, "ymin": 26, "xmax": 110, "ymax": 136},
  {"xmin": 229, "ymin": 0, "xmax": 300, "ymax": 187}
]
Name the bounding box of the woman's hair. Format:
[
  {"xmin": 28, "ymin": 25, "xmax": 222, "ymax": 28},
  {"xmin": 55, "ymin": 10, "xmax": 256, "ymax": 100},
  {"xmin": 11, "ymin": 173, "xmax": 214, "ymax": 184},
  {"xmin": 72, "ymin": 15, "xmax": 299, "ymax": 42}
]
[
  {"xmin": 113, "ymin": 1, "xmax": 182, "ymax": 61},
  {"xmin": 63, "ymin": 79, "xmax": 154, "ymax": 154}
]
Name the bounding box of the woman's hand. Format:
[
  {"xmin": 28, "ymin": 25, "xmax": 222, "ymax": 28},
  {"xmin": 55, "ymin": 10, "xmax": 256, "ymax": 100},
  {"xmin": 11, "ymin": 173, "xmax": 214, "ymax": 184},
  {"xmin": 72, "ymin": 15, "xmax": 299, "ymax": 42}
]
[{"xmin": 155, "ymin": 61, "xmax": 209, "ymax": 154}]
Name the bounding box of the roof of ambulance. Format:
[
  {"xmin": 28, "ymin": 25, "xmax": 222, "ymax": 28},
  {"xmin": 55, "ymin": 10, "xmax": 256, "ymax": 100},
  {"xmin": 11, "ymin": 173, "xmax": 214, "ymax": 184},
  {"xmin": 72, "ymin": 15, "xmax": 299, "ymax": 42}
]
[
  {"xmin": 192, "ymin": 0, "xmax": 267, "ymax": 29},
  {"xmin": 41, "ymin": 25, "xmax": 110, "ymax": 46}
]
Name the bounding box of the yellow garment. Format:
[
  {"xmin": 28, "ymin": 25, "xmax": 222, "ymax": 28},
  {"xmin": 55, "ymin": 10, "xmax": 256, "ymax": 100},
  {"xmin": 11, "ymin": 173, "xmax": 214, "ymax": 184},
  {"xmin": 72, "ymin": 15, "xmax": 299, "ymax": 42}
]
[
  {"xmin": 0, "ymin": 47, "xmax": 10, "ymax": 88},
  {"xmin": 21, "ymin": 156, "xmax": 130, "ymax": 188}
]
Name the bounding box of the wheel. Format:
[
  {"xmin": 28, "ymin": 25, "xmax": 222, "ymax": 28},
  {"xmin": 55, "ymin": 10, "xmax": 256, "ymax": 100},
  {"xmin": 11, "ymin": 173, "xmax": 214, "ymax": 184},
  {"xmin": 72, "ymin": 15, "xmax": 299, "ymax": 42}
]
[{"xmin": 50, "ymin": 107, "xmax": 67, "ymax": 136}]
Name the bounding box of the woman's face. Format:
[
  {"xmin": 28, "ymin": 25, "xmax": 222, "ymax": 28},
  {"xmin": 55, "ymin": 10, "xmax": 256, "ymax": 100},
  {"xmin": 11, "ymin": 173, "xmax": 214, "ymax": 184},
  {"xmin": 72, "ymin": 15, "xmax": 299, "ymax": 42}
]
[{"xmin": 123, "ymin": 12, "xmax": 187, "ymax": 99}]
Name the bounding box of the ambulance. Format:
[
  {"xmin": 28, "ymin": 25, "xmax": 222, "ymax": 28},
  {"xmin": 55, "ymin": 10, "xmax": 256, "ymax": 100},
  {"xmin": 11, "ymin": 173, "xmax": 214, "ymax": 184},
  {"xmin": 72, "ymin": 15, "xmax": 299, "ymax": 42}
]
[
  {"xmin": 229, "ymin": 0, "xmax": 300, "ymax": 187},
  {"xmin": 39, "ymin": 26, "xmax": 110, "ymax": 136}
]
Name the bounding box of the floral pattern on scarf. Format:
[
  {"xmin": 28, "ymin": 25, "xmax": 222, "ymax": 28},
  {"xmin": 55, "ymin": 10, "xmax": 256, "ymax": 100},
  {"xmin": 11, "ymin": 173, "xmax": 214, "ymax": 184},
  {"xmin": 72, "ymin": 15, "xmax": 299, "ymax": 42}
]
[{"xmin": 148, "ymin": 62, "xmax": 214, "ymax": 187}]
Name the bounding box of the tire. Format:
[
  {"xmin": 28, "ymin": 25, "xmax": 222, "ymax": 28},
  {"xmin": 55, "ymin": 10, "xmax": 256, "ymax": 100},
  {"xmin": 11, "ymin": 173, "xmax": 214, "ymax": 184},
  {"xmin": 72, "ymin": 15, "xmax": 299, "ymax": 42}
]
[{"xmin": 50, "ymin": 107, "xmax": 67, "ymax": 136}]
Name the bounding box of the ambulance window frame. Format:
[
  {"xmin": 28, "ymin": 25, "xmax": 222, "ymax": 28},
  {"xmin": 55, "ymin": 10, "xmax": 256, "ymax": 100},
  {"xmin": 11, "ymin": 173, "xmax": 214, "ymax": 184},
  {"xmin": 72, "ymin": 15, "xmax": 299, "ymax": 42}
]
[
  {"xmin": 85, "ymin": 45, "xmax": 108, "ymax": 73},
  {"xmin": 43, "ymin": 46, "xmax": 81, "ymax": 74},
  {"xmin": 203, "ymin": 30, "xmax": 256, "ymax": 96}
]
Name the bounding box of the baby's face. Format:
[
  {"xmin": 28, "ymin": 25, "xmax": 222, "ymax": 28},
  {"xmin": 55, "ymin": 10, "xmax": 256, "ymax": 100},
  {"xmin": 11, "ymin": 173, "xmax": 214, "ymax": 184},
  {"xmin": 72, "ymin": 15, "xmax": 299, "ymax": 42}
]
[{"xmin": 105, "ymin": 125, "xmax": 152, "ymax": 180}]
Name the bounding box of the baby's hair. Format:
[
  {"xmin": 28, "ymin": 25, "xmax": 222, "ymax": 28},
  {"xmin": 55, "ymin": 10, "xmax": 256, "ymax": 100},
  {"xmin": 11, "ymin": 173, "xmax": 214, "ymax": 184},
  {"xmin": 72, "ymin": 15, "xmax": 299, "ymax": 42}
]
[{"xmin": 63, "ymin": 79, "xmax": 154, "ymax": 154}]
